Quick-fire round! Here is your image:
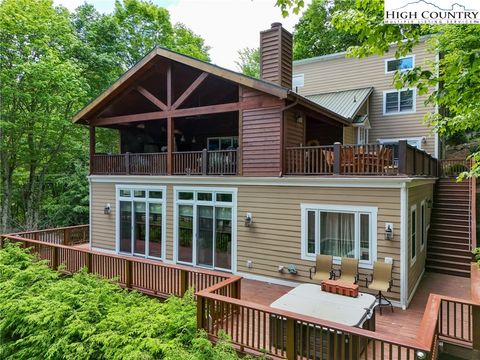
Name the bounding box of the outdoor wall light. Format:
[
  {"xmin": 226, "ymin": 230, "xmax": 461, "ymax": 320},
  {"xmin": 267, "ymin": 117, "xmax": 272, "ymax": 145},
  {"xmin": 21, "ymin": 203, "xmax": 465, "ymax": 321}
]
[
  {"xmin": 296, "ymin": 115, "xmax": 304, "ymax": 124},
  {"xmin": 427, "ymin": 198, "xmax": 433, "ymax": 208},
  {"xmin": 244, "ymin": 212, "xmax": 253, "ymax": 227},
  {"xmin": 104, "ymin": 203, "xmax": 111, "ymax": 215},
  {"xmin": 385, "ymin": 223, "xmax": 394, "ymax": 241}
]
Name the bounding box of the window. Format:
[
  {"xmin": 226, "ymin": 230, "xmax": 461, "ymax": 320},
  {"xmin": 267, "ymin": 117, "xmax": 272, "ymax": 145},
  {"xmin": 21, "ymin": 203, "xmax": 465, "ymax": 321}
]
[
  {"xmin": 292, "ymin": 74, "xmax": 304, "ymax": 89},
  {"xmin": 385, "ymin": 56, "xmax": 414, "ymax": 73},
  {"xmin": 207, "ymin": 136, "xmax": 238, "ymax": 151},
  {"xmin": 378, "ymin": 137, "xmax": 423, "ymax": 150},
  {"xmin": 117, "ymin": 186, "xmax": 166, "ymax": 260},
  {"xmin": 411, "ymin": 205, "xmax": 417, "ymax": 264},
  {"xmin": 175, "ymin": 188, "xmax": 236, "ymax": 271},
  {"xmin": 384, "ymin": 89, "xmax": 415, "ymax": 115},
  {"xmin": 357, "ymin": 127, "xmax": 368, "ymax": 145},
  {"xmin": 420, "ymin": 200, "xmax": 426, "ymax": 250},
  {"xmin": 301, "ymin": 204, "xmax": 377, "ymax": 267}
]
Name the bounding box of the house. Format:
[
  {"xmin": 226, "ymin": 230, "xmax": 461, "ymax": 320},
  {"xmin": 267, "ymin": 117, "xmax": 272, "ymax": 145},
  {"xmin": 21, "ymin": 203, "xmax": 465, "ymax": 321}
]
[{"xmin": 72, "ymin": 23, "xmax": 462, "ymax": 310}]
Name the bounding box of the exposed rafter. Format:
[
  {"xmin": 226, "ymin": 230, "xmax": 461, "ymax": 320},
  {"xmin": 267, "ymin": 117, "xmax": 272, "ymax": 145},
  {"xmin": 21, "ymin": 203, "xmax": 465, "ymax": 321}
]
[
  {"xmin": 136, "ymin": 86, "xmax": 167, "ymax": 111},
  {"xmin": 172, "ymin": 72, "xmax": 208, "ymax": 110}
]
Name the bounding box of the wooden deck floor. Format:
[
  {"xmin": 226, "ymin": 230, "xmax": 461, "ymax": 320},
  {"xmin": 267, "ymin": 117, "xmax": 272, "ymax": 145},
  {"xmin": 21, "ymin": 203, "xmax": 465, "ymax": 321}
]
[{"xmin": 240, "ymin": 271, "xmax": 471, "ymax": 340}]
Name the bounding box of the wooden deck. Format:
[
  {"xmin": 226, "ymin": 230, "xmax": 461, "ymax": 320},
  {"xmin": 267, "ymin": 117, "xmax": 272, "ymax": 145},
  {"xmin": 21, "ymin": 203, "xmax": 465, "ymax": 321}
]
[{"xmin": 240, "ymin": 271, "xmax": 471, "ymax": 340}]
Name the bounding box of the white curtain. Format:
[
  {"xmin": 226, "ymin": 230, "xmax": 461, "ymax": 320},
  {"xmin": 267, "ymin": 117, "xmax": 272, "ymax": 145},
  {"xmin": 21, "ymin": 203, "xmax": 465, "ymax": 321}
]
[{"xmin": 321, "ymin": 212, "xmax": 355, "ymax": 257}]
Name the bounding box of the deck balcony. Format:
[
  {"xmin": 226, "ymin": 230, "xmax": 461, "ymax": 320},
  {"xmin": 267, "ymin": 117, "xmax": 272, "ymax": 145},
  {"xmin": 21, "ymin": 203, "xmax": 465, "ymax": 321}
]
[{"xmin": 1, "ymin": 226, "xmax": 479, "ymax": 359}]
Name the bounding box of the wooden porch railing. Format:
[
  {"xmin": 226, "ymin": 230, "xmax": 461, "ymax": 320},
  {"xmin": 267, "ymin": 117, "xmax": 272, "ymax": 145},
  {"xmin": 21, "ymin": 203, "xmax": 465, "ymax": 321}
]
[
  {"xmin": 285, "ymin": 141, "xmax": 438, "ymax": 177},
  {"xmin": 12, "ymin": 225, "xmax": 89, "ymax": 246},
  {"xmin": 0, "ymin": 231, "xmax": 233, "ymax": 299},
  {"xmin": 438, "ymin": 158, "xmax": 472, "ymax": 178},
  {"xmin": 92, "ymin": 153, "xmax": 167, "ymax": 175},
  {"xmin": 173, "ymin": 149, "xmax": 238, "ymax": 175}
]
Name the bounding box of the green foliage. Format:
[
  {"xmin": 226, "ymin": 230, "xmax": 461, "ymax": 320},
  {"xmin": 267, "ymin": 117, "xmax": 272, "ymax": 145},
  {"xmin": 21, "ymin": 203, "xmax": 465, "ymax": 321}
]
[
  {"xmin": 293, "ymin": 0, "xmax": 361, "ymax": 60},
  {"xmin": 0, "ymin": 244, "xmax": 254, "ymax": 360},
  {"xmin": 235, "ymin": 47, "xmax": 260, "ymax": 78},
  {"xmin": 473, "ymin": 247, "xmax": 480, "ymax": 267},
  {"xmin": 275, "ymin": 0, "xmax": 306, "ymax": 17}
]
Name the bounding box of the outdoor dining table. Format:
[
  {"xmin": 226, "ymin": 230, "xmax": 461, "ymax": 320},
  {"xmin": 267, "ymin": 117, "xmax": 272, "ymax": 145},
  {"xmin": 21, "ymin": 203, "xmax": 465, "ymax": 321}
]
[{"xmin": 269, "ymin": 283, "xmax": 377, "ymax": 359}]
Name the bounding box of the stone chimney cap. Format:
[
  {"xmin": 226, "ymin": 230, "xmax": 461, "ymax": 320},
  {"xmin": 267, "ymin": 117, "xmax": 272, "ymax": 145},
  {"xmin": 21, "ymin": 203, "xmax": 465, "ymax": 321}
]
[{"xmin": 271, "ymin": 22, "xmax": 282, "ymax": 28}]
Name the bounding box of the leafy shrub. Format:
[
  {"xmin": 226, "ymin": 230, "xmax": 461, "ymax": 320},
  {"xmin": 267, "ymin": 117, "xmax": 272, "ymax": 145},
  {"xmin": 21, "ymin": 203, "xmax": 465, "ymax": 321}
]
[
  {"xmin": 473, "ymin": 247, "xmax": 480, "ymax": 267},
  {"xmin": 0, "ymin": 243, "xmax": 257, "ymax": 360}
]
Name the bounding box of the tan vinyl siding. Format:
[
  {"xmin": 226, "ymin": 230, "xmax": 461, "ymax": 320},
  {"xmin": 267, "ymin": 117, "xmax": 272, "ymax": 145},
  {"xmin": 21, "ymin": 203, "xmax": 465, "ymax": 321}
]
[
  {"xmin": 343, "ymin": 126, "xmax": 355, "ymax": 144},
  {"xmin": 91, "ymin": 182, "xmax": 116, "ymax": 251},
  {"xmin": 237, "ymin": 186, "xmax": 402, "ymax": 301},
  {"xmin": 90, "ymin": 179, "xmax": 407, "ymax": 302},
  {"xmin": 293, "ymin": 41, "xmax": 436, "ymax": 155},
  {"xmin": 407, "ymin": 183, "xmax": 434, "ymax": 298}
]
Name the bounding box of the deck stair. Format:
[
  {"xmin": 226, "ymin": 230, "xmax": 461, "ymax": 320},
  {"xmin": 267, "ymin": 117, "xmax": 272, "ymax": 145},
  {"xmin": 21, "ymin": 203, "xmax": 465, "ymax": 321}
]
[{"xmin": 426, "ymin": 177, "xmax": 473, "ymax": 277}]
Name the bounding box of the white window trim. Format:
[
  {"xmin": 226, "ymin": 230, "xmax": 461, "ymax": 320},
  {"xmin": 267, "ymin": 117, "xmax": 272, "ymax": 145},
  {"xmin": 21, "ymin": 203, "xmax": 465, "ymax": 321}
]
[
  {"xmin": 173, "ymin": 186, "xmax": 237, "ymax": 273},
  {"xmin": 410, "ymin": 204, "xmax": 417, "ymax": 266},
  {"xmin": 420, "ymin": 199, "xmax": 426, "ymax": 251},
  {"xmin": 378, "ymin": 137, "xmax": 423, "ymax": 150},
  {"xmin": 357, "ymin": 127, "xmax": 368, "ymax": 145},
  {"xmin": 292, "ymin": 73, "xmax": 305, "ymax": 88},
  {"xmin": 115, "ymin": 185, "xmax": 167, "ymax": 261},
  {"xmin": 300, "ymin": 203, "xmax": 378, "ymax": 269},
  {"xmin": 383, "ymin": 88, "xmax": 416, "ymax": 116},
  {"xmin": 385, "ymin": 55, "xmax": 415, "ymax": 74}
]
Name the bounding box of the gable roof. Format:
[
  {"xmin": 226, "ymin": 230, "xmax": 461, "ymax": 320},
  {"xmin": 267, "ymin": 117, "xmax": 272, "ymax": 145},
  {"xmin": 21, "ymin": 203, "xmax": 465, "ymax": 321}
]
[
  {"xmin": 72, "ymin": 46, "xmax": 349, "ymax": 125},
  {"xmin": 305, "ymin": 87, "xmax": 373, "ymax": 121}
]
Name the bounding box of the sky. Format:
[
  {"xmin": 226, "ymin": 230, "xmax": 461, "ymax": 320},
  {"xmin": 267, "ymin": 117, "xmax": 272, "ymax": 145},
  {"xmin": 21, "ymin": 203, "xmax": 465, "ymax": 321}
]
[{"xmin": 54, "ymin": 0, "xmax": 311, "ymax": 71}]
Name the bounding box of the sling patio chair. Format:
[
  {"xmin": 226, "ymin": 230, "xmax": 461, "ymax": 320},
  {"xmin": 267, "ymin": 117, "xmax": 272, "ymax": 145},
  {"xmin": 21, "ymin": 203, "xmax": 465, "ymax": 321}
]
[
  {"xmin": 366, "ymin": 261, "xmax": 394, "ymax": 314},
  {"xmin": 309, "ymin": 254, "xmax": 334, "ymax": 282},
  {"xmin": 334, "ymin": 257, "xmax": 359, "ymax": 284}
]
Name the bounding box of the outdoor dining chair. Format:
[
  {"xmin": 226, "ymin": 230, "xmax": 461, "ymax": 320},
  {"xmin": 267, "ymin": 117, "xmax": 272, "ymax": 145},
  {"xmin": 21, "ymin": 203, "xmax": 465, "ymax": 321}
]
[
  {"xmin": 309, "ymin": 254, "xmax": 334, "ymax": 282},
  {"xmin": 334, "ymin": 257, "xmax": 359, "ymax": 284},
  {"xmin": 366, "ymin": 261, "xmax": 394, "ymax": 314}
]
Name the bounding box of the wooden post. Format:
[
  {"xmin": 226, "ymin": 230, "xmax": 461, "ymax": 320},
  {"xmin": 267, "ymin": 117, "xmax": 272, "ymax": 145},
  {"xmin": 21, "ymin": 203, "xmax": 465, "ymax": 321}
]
[
  {"xmin": 179, "ymin": 269, "xmax": 189, "ymax": 296},
  {"xmin": 89, "ymin": 125, "xmax": 95, "ymax": 175},
  {"xmin": 63, "ymin": 228, "xmax": 69, "ymax": 246},
  {"xmin": 86, "ymin": 252, "xmax": 93, "ymax": 273},
  {"xmin": 167, "ymin": 117, "xmax": 173, "ymax": 175},
  {"xmin": 233, "ymin": 278, "xmax": 241, "ymax": 299},
  {"xmin": 0, "ymin": 237, "xmax": 3, "ymax": 249},
  {"xmin": 202, "ymin": 148, "xmax": 208, "ymax": 175},
  {"xmin": 473, "ymin": 304, "xmax": 480, "ymax": 351},
  {"xmin": 333, "ymin": 142, "xmax": 341, "ymax": 175},
  {"xmin": 125, "ymin": 259, "xmax": 132, "ymax": 289},
  {"xmin": 196, "ymin": 296, "xmax": 205, "ymax": 330},
  {"xmin": 125, "ymin": 152, "xmax": 130, "ymax": 175},
  {"xmin": 398, "ymin": 140, "xmax": 407, "ymax": 175},
  {"xmin": 51, "ymin": 246, "xmax": 59, "ymax": 270},
  {"xmin": 285, "ymin": 318, "xmax": 295, "ymax": 360}
]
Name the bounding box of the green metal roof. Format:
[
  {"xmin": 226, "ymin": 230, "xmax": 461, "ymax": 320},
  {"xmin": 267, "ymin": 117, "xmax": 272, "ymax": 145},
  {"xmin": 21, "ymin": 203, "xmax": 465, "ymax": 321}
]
[{"xmin": 306, "ymin": 87, "xmax": 373, "ymax": 121}]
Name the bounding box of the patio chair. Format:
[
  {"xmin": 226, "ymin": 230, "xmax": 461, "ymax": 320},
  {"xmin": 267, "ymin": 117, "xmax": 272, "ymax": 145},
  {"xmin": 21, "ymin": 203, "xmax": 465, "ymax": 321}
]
[
  {"xmin": 366, "ymin": 261, "xmax": 394, "ymax": 314},
  {"xmin": 334, "ymin": 257, "xmax": 359, "ymax": 284},
  {"xmin": 309, "ymin": 254, "xmax": 334, "ymax": 282}
]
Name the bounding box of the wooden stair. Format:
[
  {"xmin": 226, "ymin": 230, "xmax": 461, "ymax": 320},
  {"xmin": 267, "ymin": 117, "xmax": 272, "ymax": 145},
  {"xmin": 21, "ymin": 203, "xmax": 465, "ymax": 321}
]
[{"xmin": 426, "ymin": 178, "xmax": 473, "ymax": 277}]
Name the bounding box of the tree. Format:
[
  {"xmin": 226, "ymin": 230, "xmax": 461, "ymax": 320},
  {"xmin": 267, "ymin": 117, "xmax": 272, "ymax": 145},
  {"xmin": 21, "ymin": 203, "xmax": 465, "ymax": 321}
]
[
  {"xmin": 331, "ymin": 0, "xmax": 480, "ymax": 178},
  {"xmin": 0, "ymin": 0, "xmax": 89, "ymax": 231},
  {"xmin": 235, "ymin": 47, "xmax": 260, "ymax": 78},
  {"xmin": 293, "ymin": 0, "xmax": 361, "ymax": 60}
]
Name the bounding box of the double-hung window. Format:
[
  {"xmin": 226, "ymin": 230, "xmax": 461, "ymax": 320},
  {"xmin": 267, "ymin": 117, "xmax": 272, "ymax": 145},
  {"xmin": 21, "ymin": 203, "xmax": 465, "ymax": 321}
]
[
  {"xmin": 301, "ymin": 204, "xmax": 377, "ymax": 267},
  {"xmin": 384, "ymin": 89, "xmax": 415, "ymax": 115},
  {"xmin": 385, "ymin": 56, "xmax": 414, "ymax": 73}
]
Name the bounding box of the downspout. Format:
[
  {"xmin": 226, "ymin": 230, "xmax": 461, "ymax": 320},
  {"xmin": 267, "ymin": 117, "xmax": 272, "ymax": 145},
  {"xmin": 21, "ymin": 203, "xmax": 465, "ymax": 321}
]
[
  {"xmin": 400, "ymin": 182, "xmax": 408, "ymax": 309},
  {"xmin": 280, "ymin": 99, "xmax": 299, "ymax": 177}
]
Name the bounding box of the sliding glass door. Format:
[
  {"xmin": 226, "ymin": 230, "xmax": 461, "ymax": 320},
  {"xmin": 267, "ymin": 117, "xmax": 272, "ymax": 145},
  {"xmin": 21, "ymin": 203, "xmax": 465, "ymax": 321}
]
[
  {"xmin": 176, "ymin": 189, "xmax": 234, "ymax": 271},
  {"xmin": 117, "ymin": 187, "xmax": 165, "ymax": 260}
]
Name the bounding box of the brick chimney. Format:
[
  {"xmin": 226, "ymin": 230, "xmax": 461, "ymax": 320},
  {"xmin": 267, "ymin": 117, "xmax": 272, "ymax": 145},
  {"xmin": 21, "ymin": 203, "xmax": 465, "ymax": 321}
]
[{"xmin": 260, "ymin": 22, "xmax": 293, "ymax": 89}]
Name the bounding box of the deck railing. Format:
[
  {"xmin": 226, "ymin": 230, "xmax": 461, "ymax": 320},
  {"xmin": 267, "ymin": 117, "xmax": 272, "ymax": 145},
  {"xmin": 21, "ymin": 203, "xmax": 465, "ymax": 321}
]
[
  {"xmin": 92, "ymin": 153, "xmax": 167, "ymax": 175},
  {"xmin": 438, "ymin": 158, "xmax": 472, "ymax": 178},
  {"xmin": 2, "ymin": 227, "xmax": 479, "ymax": 359},
  {"xmin": 0, "ymin": 230, "xmax": 233, "ymax": 299},
  {"xmin": 12, "ymin": 225, "xmax": 89, "ymax": 246},
  {"xmin": 92, "ymin": 150, "xmax": 238, "ymax": 176},
  {"xmin": 285, "ymin": 141, "xmax": 438, "ymax": 177}
]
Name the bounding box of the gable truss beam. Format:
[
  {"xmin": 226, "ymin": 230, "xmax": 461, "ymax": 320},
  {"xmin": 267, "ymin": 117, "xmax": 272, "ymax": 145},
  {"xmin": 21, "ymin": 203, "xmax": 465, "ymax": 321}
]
[
  {"xmin": 92, "ymin": 96, "xmax": 283, "ymax": 126},
  {"xmin": 136, "ymin": 86, "xmax": 168, "ymax": 111},
  {"xmin": 172, "ymin": 72, "xmax": 208, "ymax": 110}
]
